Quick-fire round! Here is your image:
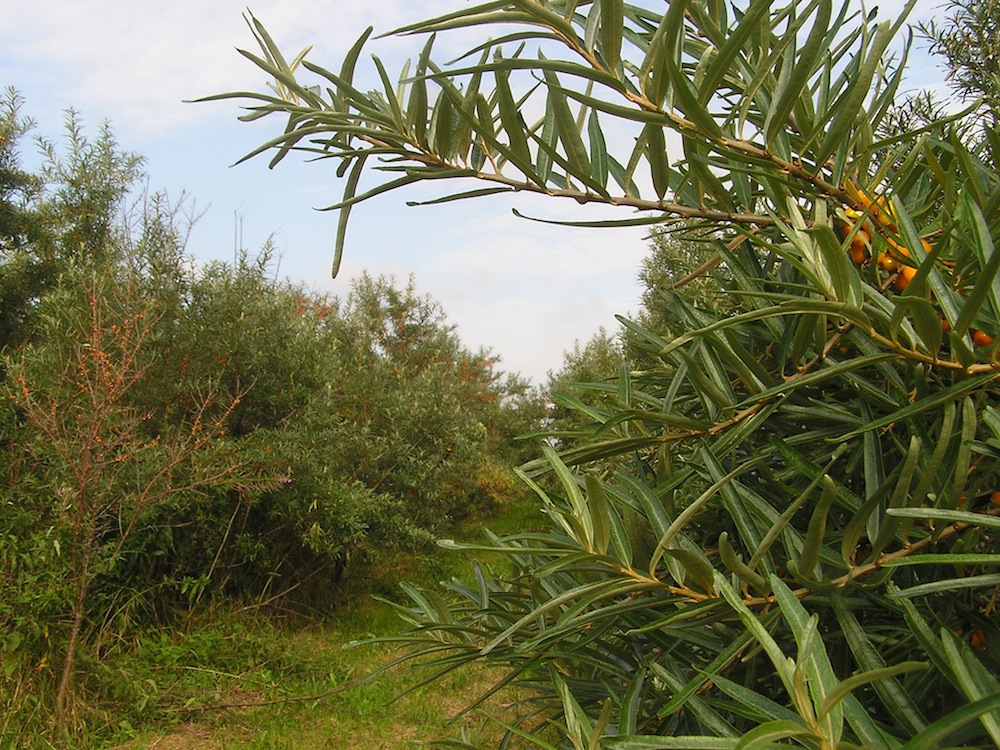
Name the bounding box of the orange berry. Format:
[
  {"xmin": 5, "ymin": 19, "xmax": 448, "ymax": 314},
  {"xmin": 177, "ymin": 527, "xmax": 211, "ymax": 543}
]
[
  {"xmin": 972, "ymin": 628, "xmax": 987, "ymax": 653},
  {"xmin": 894, "ymin": 265, "xmax": 917, "ymax": 291},
  {"xmin": 850, "ymin": 237, "xmax": 869, "ymax": 265},
  {"xmin": 878, "ymin": 253, "xmax": 899, "ymax": 271},
  {"xmin": 972, "ymin": 330, "xmax": 995, "ymax": 347},
  {"xmin": 886, "ymin": 237, "xmax": 910, "ymax": 258},
  {"xmin": 872, "ymin": 196, "xmax": 898, "ymax": 231},
  {"xmin": 991, "ymin": 490, "xmax": 1000, "ymax": 504},
  {"xmin": 941, "ymin": 318, "xmax": 951, "ymax": 332}
]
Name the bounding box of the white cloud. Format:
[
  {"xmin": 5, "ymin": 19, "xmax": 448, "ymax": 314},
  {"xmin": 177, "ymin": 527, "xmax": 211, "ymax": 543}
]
[
  {"xmin": 0, "ymin": 0, "xmax": 466, "ymax": 136},
  {"xmin": 2, "ymin": 0, "xmax": 947, "ymax": 135},
  {"xmin": 0, "ymin": 0, "xmax": 961, "ymax": 383}
]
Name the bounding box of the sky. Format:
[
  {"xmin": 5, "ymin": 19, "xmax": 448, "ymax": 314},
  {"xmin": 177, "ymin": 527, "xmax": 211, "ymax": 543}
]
[{"xmin": 0, "ymin": 0, "xmax": 950, "ymax": 383}]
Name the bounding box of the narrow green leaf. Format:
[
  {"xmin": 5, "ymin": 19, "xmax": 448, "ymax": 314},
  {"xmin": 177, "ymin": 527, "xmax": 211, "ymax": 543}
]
[
  {"xmin": 541, "ymin": 66, "xmax": 591, "ymax": 180},
  {"xmin": 383, "ymin": 1, "xmax": 514, "ymax": 36},
  {"xmin": 832, "ymin": 596, "xmax": 928, "ymax": 734},
  {"xmin": 536, "ymin": 92, "xmax": 558, "ymax": 184},
  {"xmin": 406, "ymin": 187, "xmax": 512, "ymax": 206},
  {"xmin": 870, "ymin": 435, "xmax": 921, "ymax": 556},
  {"xmin": 640, "ymin": 0, "xmax": 688, "ymax": 106},
  {"xmin": 650, "ymin": 455, "xmax": 759, "ymax": 575},
  {"xmin": 509, "ymin": 0, "xmax": 580, "ymax": 41},
  {"xmin": 772, "ymin": 576, "xmax": 843, "ymax": 742},
  {"xmin": 371, "ymin": 55, "xmax": 405, "ymax": 129},
  {"xmin": 644, "ymin": 123, "xmax": 670, "ymax": 201},
  {"xmin": 678, "ymin": 349, "xmax": 734, "ymax": 416},
  {"xmin": 734, "ymin": 721, "xmax": 813, "ymax": 750},
  {"xmin": 939, "ymin": 629, "xmax": 1000, "ymax": 745},
  {"xmin": 882, "ymin": 553, "xmax": 1000, "ymax": 567},
  {"xmin": 543, "ymin": 442, "xmax": 591, "ymax": 545},
  {"xmin": 657, "ymin": 628, "xmax": 759, "ymax": 718},
  {"xmin": 749, "ymin": 443, "xmax": 845, "ymax": 570},
  {"xmin": 494, "ymin": 63, "xmax": 533, "ymax": 167},
  {"xmin": 794, "ymin": 474, "xmax": 836, "ymax": 579},
  {"xmin": 585, "ymin": 475, "xmax": 611, "ymax": 556},
  {"xmin": 618, "ymin": 669, "xmax": 646, "ymax": 736},
  {"xmin": 406, "ymin": 35, "xmax": 433, "ymax": 143},
  {"xmin": 815, "ymin": 20, "xmax": 894, "ymax": 165},
  {"xmin": 248, "ymin": 13, "xmax": 293, "ymax": 75},
  {"xmin": 600, "ymin": 0, "xmax": 624, "ymax": 72},
  {"xmin": 604, "ymin": 737, "xmax": 737, "ymax": 749},
  {"xmin": 764, "ymin": 0, "xmax": 832, "ymax": 146},
  {"xmin": 664, "ymin": 547, "xmax": 716, "ymax": 593},
  {"xmin": 588, "ymin": 109, "xmax": 609, "ymax": 188},
  {"xmin": 955, "ymin": 193, "xmax": 1000, "ymax": 337},
  {"xmin": 318, "ymin": 169, "xmax": 473, "ymax": 212},
  {"xmin": 899, "ymin": 694, "xmax": 1000, "ymax": 750},
  {"xmin": 812, "ymin": 220, "xmax": 862, "ymax": 305},
  {"xmin": 649, "ymin": 661, "xmax": 740, "ymax": 738},
  {"xmin": 719, "ymin": 532, "xmax": 769, "ymax": 594},
  {"xmin": 664, "ymin": 50, "xmax": 723, "ymax": 139},
  {"xmin": 444, "ymin": 87, "xmax": 547, "ymax": 186},
  {"xmin": 885, "ymin": 507, "xmax": 1000, "ymax": 531},
  {"xmin": 837, "ymin": 374, "xmax": 994, "ymax": 440},
  {"xmin": 888, "ymin": 573, "xmax": 1000, "ymax": 599},
  {"xmin": 659, "ymin": 300, "xmax": 872, "ymax": 359},
  {"xmin": 735, "ymin": 354, "xmax": 895, "ymax": 409},
  {"xmin": 617, "ymin": 473, "xmax": 672, "ymax": 538},
  {"xmin": 816, "ymin": 662, "xmax": 929, "ymax": 724},
  {"xmin": 711, "ymin": 671, "xmax": 801, "ymax": 724},
  {"xmin": 332, "ymin": 154, "xmax": 366, "ymax": 277},
  {"xmin": 431, "ymin": 86, "xmax": 456, "ymax": 157},
  {"xmin": 716, "ymin": 573, "xmax": 796, "ymax": 693},
  {"xmin": 906, "ymin": 401, "xmax": 955, "ymax": 537},
  {"xmin": 699, "ymin": 0, "xmax": 773, "ymax": 106}
]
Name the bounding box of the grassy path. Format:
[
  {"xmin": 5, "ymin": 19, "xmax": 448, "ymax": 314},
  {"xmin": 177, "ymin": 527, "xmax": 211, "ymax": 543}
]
[{"xmin": 113, "ymin": 498, "xmax": 543, "ymax": 749}]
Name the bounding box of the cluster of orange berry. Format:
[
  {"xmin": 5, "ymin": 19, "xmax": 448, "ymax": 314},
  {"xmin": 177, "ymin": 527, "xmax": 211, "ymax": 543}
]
[
  {"xmin": 839, "ymin": 184, "xmax": 922, "ymax": 292},
  {"xmin": 838, "ymin": 184, "xmax": 995, "ymax": 348}
]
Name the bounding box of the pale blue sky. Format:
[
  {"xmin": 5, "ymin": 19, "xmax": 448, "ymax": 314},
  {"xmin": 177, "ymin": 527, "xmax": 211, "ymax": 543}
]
[{"xmin": 1, "ymin": 0, "xmax": 949, "ymax": 382}]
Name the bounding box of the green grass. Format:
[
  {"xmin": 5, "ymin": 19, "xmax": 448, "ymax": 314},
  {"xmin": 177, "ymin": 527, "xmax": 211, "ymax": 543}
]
[{"xmin": 97, "ymin": 494, "xmax": 547, "ymax": 750}]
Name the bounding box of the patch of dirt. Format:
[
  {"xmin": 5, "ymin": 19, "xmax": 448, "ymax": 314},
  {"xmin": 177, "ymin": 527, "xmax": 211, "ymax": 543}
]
[{"xmin": 112, "ymin": 724, "xmax": 229, "ymax": 750}]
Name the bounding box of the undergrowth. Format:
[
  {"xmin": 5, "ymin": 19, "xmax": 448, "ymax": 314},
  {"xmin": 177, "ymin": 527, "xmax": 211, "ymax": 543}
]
[{"xmin": 0, "ymin": 492, "xmax": 544, "ymax": 750}]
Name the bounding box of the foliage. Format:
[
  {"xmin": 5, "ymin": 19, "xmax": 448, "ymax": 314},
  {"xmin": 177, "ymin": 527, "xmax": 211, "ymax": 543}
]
[
  {"xmin": 546, "ymin": 326, "xmax": 625, "ymax": 447},
  {"xmin": 920, "ymin": 0, "xmax": 1000, "ymax": 113},
  {"xmin": 3, "ymin": 216, "xmax": 288, "ymax": 727},
  {"xmin": 635, "ymin": 227, "xmax": 732, "ymax": 341},
  {"xmin": 0, "ymin": 494, "xmax": 543, "ymax": 750},
  {"xmin": 0, "ymin": 88, "xmax": 47, "ymax": 350},
  {"xmin": 218, "ymin": 0, "xmax": 1000, "ymax": 747},
  {"xmin": 0, "ymin": 102, "xmax": 537, "ymax": 740}
]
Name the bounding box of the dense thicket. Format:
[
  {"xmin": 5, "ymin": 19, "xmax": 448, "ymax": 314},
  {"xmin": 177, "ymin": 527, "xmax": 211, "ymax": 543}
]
[
  {"xmin": 219, "ymin": 0, "xmax": 1000, "ymax": 747},
  {"xmin": 0, "ymin": 94, "xmax": 537, "ymax": 733}
]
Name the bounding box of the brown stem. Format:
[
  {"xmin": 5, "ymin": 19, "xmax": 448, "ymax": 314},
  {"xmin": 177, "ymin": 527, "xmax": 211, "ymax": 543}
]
[{"xmin": 54, "ymin": 538, "xmax": 93, "ymax": 726}]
